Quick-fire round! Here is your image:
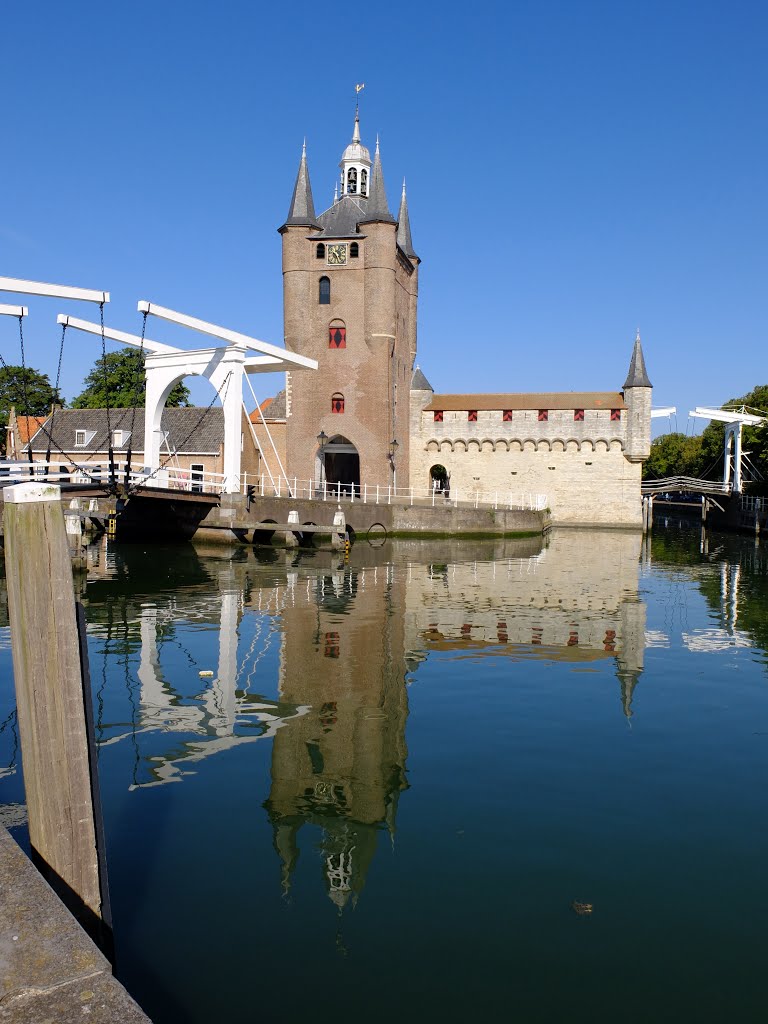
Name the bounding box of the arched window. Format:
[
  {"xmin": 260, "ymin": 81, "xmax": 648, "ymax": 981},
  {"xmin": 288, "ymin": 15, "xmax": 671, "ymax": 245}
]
[
  {"xmin": 319, "ymin": 276, "xmax": 330, "ymax": 304},
  {"xmin": 329, "ymin": 320, "xmax": 346, "ymax": 348},
  {"xmin": 316, "ymin": 243, "xmax": 325, "ymax": 259},
  {"xmin": 360, "ymin": 169, "xmax": 368, "ymax": 196},
  {"xmin": 350, "ymin": 242, "xmax": 359, "ymax": 259},
  {"xmin": 347, "ymin": 168, "xmax": 358, "ymax": 194},
  {"xmin": 331, "ymin": 393, "xmax": 345, "ymax": 414}
]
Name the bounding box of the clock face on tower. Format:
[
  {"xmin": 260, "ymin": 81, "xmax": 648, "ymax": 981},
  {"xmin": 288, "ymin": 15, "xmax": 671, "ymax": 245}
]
[{"xmin": 327, "ymin": 244, "xmax": 347, "ymax": 265}]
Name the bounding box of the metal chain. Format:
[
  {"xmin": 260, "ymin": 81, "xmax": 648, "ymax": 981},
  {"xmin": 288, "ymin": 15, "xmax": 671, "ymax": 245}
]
[
  {"xmin": 98, "ymin": 301, "xmax": 118, "ymax": 491},
  {"xmin": 17, "ymin": 316, "xmax": 34, "ymax": 464},
  {"xmin": 46, "ymin": 322, "xmax": 67, "ymax": 462},
  {"xmin": 123, "ymin": 311, "xmax": 148, "ymax": 487},
  {"xmin": 128, "ymin": 311, "xmax": 148, "ymax": 440}
]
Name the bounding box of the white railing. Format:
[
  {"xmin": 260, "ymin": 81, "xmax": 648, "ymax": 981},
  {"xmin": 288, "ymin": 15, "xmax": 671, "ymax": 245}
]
[
  {"xmin": 0, "ymin": 460, "xmax": 225, "ymax": 496},
  {"xmin": 240, "ymin": 473, "xmax": 548, "ymax": 512},
  {"xmin": 740, "ymin": 495, "xmax": 768, "ymax": 514}
]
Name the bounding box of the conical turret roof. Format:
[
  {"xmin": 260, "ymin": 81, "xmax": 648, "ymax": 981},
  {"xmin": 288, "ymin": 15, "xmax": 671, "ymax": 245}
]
[
  {"xmin": 359, "ymin": 138, "xmax": 395, "ymax": 224},
  {"xmin": 411, "ymin": 365, "xmax": 432, "ymax": 391},
  {"xmin": 397, "ymin": 180, "xmax": 417, "ymax": 258},
  {"xmin": 624, "ymin": 330, "xmax": 652, "ymax": 389},
  {"xmin": 281, "ymin": 142, "xmax": 320, "ymax": 230}
]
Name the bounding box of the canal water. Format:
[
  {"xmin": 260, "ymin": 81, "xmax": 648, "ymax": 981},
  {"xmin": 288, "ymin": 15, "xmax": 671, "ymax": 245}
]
[{"xmin": 2, "ymin": 526, "xmax": 768, "ymax": 1023}]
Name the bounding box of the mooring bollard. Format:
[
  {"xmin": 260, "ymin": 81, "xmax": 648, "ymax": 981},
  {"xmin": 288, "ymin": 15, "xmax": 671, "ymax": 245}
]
[
  {"xmin": 331, "ymin": 505, "xmax": 346, "ymax": 550},
  {"xmin": 285, "ymin": 509, "xmax": 300, "ymax": 548},
  {"xmin": 3, "ymin": 481, "xmax": 110, "ymax": 945}
]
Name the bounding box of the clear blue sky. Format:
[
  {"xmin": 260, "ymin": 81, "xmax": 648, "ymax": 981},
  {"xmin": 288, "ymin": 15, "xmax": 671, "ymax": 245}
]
[{"xmin": 2, "ymin": 0, "xmax": 766, "ymax": 434}]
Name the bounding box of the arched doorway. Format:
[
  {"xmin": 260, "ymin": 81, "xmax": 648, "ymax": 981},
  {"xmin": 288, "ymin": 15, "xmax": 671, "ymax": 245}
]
[
  {"xmin": 430, "ymin": 463, "xmax": 449, "ymax": 495},
  {"xmin": 321, "ymin": 435, "xmax": 360, "ymax": 495}
]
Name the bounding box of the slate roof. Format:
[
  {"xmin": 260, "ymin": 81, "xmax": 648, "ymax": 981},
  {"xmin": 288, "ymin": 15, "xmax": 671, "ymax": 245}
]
[
  {"xmin": 624, "ymin": 335, "xmax": 652, "ymax": 389},
  {"xmin": 26, "ymin": 407, "xmax": 226, "ymax": 455},
  {"xmin": 281, "ymin": 146, "xmax": 321, "ymax": 230},
  {"xmin": 397, "ymin": 185, "xmax": 417, "ymax": 258},
  {"xmin": 411, "ymin": 366, "xmax": 433, "ymax": 391},
  {"xmin": 424, "ymin": 392, "xmax": 627, "ymax": 412},
  {"xmin": 314, "ymin": 195, "xmax": 370, "ymax": 238},
  {"xmin": 250, "ymin": 389, "xmax": 286, "ymax": 421},
  {"xmin": 359, "ymin": 146, "xmax": 395, "ymax": 225}
]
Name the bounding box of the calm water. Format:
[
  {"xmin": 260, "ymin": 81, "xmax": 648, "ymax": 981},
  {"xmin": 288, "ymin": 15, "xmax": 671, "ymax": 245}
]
[{"xmin": 2, "ymin": 526, "xmax": 768, "ymax": 1023}]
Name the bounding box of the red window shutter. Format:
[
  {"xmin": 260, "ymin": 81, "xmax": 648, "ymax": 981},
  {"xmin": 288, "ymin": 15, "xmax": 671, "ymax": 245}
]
[
  {"xmin": 574, "ymin": 409, "xmax": 584, "ymax": 421},
  {"xmin": 324, "ymin": 631, "xmax": 340, "ymax": 658},
  {"xmin": 433, "ymin": 410, "xmax": 443, "ymax": 423},
  {"xmin": 468, "ymin": 410, "xmax": 477, "ymax": 422},
  {"xmin": 538, "ymin": 409, "xmax": 548, "ymax": 422},
  {"xmin": 503, "ymin": 409, "xmax": 513, "ymax": 422},
  {"xmin": 331, "ymin": 394, "xmax": 344, "ymax": 414},
  {"xmin": 611, "ymin": 408, "xmax": 621, "ymax": 421},
  {"xmin": 329, "ymin": 326, "xmax": 346, "ymax": 348}
]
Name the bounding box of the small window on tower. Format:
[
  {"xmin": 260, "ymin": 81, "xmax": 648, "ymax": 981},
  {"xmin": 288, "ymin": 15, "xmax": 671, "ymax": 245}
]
[
  {"xmin": 574, "ymin": 409, "xmax": 584, "ymax": 421},
  {"xmin": 347, "ymin": 168, "xmax": 357, "ymax": 194},
  {"xmin": 360, "ymin": 169, "xmax": 368, "ymax": 196},
  {"xmin": 350, "ymin": 242, "xmax": 359, "ymax": 258},
  {"xmin": 468, "ymin": 410, "xmax": 478, "ymax": 422},
  {"xmin": 538, "ymin": 410, "xmax": 549, "ymax": 422},
  {"xmin": 316, "ymin": 243, "xmax": 325, "ymax": 259},
  {"xmin": 433, "ymin": 410, "xmax": 443, "ymax": 423},
  {"xmin": 331, "ymin": 392, "xmax": 345, "ymax": 414},
  {"xmin": 503, "ymin": 410, "xmax": 513, "ymax": 422},
  {"xmin": 319, "ymin": 276, "xmax": 331, "ymax": 304},
  {"xmin": 611, "ymin": 408, "xmax": 622, "ymax": 422},
  {"xmin": 329, "ymin": 321, "xmax": 346, "ymax": 348}
]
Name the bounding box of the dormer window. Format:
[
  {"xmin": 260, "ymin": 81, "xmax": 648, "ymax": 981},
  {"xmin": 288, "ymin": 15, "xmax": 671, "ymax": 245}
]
[
  {"xmin": 360, "ymin": 168, "xmax": 368, "ymax": 196},
  {"xmin": 112, "ymin": 429, "xmax": 130, "ymax": 448},
  {"xmin": 347, "ymin": 168, "xmax": 357, "ymax": 194},
  {"xmin": 74, "ymin": 429, "xmax": 96, "ymax": 448}
]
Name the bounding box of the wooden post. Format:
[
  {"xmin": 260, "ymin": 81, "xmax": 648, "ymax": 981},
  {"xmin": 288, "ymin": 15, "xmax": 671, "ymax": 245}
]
[{"xmin": 3, "ymin": 482, "xmax": 109, "ymax": 941}]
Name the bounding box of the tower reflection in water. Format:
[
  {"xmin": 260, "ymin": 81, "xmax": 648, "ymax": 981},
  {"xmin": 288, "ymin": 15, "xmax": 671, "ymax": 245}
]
[{"xmin": 82, "ymin": 530, "xmax": 647, "ymax": 910}]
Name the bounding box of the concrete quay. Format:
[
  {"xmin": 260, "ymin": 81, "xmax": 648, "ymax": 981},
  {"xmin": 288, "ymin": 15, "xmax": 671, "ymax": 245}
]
[{"xmin": 0, "ymin": 827, "xmax": 149, "ymax": 1023}]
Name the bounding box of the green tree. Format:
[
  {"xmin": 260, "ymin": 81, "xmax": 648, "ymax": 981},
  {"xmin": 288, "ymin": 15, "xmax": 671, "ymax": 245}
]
[
  {"xmin": 71, "ymin": 350, "xmax": 190, "ymax": 409},
  {"xmin": 0, "ymin": 365, "xmax": 62, "ymax": 452},
  {"xmin": 643, "ymin": 432, "xmax": 706, "ymax": 479}
]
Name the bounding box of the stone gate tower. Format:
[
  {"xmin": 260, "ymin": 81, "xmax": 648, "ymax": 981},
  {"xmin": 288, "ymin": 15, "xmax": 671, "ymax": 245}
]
[{"xmin": 279, "ymin": 107, "xmax": 419, "ymax": 491}]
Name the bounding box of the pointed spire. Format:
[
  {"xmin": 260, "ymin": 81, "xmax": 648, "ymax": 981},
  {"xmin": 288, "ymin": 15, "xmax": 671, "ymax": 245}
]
[
  {"xmin": 352, "ymin": 102, "xmax": 361, "ymax": 144},
  {"xmin": 281, "ymin": 141, "xmax": 320, "ymax": 230},
  {"xmin": 624, "ymin": 329, "xmax": 652, "ymax": 389},
  {"xmin": 411, "ymin": 365, "xmax": 432, "ymax": 391},
  {"xmin": 360, "ymin": 135, "xmax": 395, "ymax": 224},
  {"xmin": 397, "ymin": 178, "xmax": 417, "ymax": 258}
]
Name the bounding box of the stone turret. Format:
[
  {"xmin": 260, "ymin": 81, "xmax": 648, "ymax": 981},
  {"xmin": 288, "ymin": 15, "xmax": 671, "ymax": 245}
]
[{"xmin": 623, "ymin": 330, "xmax": 652, "ymax": 463}]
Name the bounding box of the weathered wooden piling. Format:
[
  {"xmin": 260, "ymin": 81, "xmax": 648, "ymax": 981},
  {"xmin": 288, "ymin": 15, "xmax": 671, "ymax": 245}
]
[{"xmin": 3, "ymin": 481, "xmax": 108, "ymax": 941}]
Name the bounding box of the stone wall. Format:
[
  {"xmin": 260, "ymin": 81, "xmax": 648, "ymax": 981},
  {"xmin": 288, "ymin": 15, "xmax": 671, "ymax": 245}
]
[{"xmin": 409, "ymin": 403, "xmax": 644, "ymax": 527}]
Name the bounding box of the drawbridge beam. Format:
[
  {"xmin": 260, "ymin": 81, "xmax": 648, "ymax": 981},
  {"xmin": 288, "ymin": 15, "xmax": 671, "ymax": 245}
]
[
  {"xmin": 0, "ymin": 304, "xmax": 28, "ymax": 317},
  {"xmin": 689, "ymin": 406, "xmax": 766, "ymax": 494},
  {"xmin": 0, "ymin": 276, "xmax": 109, "ymax": 305}
]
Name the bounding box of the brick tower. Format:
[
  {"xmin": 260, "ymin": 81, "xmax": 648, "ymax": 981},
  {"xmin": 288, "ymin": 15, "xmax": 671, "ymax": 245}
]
[{"xmin": 278, "ymin": 106, "xmax": 419, "ymax": 492}]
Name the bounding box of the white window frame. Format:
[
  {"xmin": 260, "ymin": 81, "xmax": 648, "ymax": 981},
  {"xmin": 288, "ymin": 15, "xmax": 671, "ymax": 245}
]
[{"xmin": 75, "ymin": 430, "xmax": 87, "ymax": 447}]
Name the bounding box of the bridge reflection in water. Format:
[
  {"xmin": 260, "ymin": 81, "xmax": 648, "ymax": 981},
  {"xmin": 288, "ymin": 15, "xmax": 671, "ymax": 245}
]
[{"xmin": 75, "ymin": 530, "xmax": 650, "ymax": 909}]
